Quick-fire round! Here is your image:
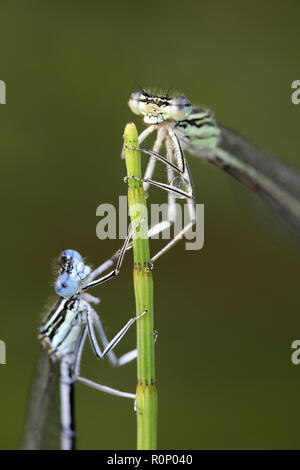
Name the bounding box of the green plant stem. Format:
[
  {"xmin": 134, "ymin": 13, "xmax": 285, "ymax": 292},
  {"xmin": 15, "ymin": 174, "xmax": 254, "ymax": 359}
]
[{"xmin": 124, "ymin": 122, "xmax": 157, "ymax": 450}]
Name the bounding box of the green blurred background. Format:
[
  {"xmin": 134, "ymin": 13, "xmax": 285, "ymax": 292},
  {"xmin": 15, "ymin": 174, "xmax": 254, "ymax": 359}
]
[{"xmin": 1, "ymin": 0, "xmax": 300, "ymax": 450}]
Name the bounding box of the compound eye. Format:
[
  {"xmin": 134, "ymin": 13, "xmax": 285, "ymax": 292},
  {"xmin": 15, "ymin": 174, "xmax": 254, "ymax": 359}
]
[
  {"xmin": 128, "ymin": 90, "xmax": 143, "ymax": 115},
  {"xmin": 169, "ymin": 96, "xmax": 192, "ymax": 121},
  {"xmin": 59, "ymin": 249, "xmax": 83, "ymax": 264},
  {"xmin": 55, "ymin": 273, "xmax": 78, "ymax": 297}
]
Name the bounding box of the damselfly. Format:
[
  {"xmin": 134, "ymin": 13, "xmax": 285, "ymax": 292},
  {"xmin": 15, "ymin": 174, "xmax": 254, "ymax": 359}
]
[
  {"xmin": 22, "ymin": 223, "xmax": 147, "ymax": 450},
  {"xmin": 124, "ymin": 91, "xmax": 197, "ymax": 263},
  {"xmin": 126, "ymin": 89, "xmax": 300, "ymax": 251}
]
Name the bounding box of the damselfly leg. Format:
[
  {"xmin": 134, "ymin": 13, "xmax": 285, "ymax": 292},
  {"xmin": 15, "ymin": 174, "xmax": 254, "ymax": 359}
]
[
  {"xmin": 73, "ymin": 309, "xmax": 148, "ymax": 392},
  {"xmin": 58, "ymin": 306, "xmax": 148, "ymax": 450},
  {"xmin": 82, "ymin": 219, "xmax": 143, "ymax": 291}
]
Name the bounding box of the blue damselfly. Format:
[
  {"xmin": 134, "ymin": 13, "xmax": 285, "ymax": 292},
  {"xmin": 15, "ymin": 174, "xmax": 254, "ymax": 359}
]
[{"xmin": 22, "ymin": 224, "xmax": 146, "ymax": 450}]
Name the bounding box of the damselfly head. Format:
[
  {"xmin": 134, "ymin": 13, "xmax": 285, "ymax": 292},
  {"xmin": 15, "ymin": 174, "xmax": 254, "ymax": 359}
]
[
  {"xmin": 128, "ymin": 90, "xmax": 192, "ymax": 124},
  {"xmin": 55, "ymin": 273, "xmax": 79, "ymax": 297},
  {"xmin": 56, "ymin": 249, "xmax": 91, "ymax": 297}
]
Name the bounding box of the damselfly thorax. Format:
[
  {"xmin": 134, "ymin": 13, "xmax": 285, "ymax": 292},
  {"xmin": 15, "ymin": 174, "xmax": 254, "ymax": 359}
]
[
  {"xmin": 39, "ymin": 297, "xmax": 87, "ymax": 361},
  {"xmin": 175, "ymin": 107, "xmax": 221, "ymax": 154}
]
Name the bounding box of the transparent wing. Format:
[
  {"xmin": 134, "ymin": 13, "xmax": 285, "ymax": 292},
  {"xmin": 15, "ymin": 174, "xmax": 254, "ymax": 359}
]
[
  {"xmin": 20, "ymin": 348, "xmax": 61, "ymax": 450},
  {"xmin": 189, "ymin": 124, "xmax": 300, "ymax": 233}
]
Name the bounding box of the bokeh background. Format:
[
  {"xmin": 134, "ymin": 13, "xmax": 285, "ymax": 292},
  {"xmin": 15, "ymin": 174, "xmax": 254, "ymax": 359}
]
[{"xmin": 1, "ymin": 0, "xmax": 300, "ymax": 450}]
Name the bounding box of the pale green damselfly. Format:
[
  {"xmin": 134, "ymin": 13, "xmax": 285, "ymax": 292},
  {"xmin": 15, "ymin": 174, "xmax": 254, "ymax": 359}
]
[{"xmin": 126, "ymin": 90, "xmax": 300, "ymax": 261}]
